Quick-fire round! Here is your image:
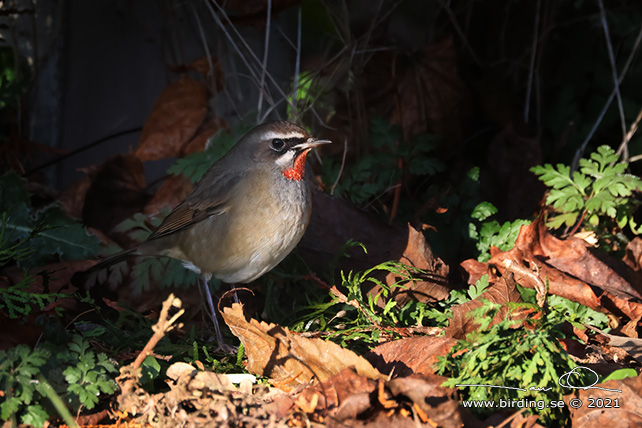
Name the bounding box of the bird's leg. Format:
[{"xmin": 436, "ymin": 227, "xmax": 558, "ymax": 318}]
[
  {"xmin": 230, "ymin": 283, "xmax": 240, "ymax": 304},
  {"xmin": 199, "ymin": 274, "xmax": 236, "ymax": 354}
]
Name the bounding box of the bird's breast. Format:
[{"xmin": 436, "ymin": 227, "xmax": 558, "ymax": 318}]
[{"xmin": 177, "ymin": 173, "xmax": 311, "ymax": 283}]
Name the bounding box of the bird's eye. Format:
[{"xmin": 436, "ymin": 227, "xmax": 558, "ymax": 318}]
[{"xmin": 271, "ymin": 138, "xmax": 286, "ymax": 151}]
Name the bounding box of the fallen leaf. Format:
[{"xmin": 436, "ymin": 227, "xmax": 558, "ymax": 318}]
[
  {"xmin": 144, "ymin": 174, "xmax": 193, "ymax": 216},
  {"xmin": 82, "ymin": 154, "xmax": 149, "ymax": 235},
  {"xmin": 300, "ymin": 190, "xmax": 450, "ymax": 304},
  {"xmin": 565, "ymin": 372, "xmax": 642, "ymax": 427},
  {"xmin": 476, "ymin": 217, "xmax": 642, "ymax": 321},
  {"xmin": 172, "ymin": 55, "xmax": 225, "ymax": 93},
  {"xmin": 536, "ymin": 220, "xmax": 642, "ymax": 300},
  {"xmin": 58, "ymin": 175, "xmax": 92, "ymax": 219},
  {"xmin": 385, "ymin": 374, "xmax": 470, "ymax": 428},
  {"xmin": 365, "ymin": 336, "xmax": 457, "ymax": 377},
  {"xmin": 387, "ymin": 224, "xmax": 451, "ymax": 305},
  {"xmin": 445, "ymin": 272, "xmax": 523, "ymax": 339},
  {"xmin": 180, "ymin": 116, "xmax": 229, "ymax": 156},
  {"xmin": 220, "ymin": 303, "xmax": 384, "ymax": 391},
  {"xmin": 585, "ymin": 325, "xmax": 642, "ymax": 364},
  {"xmin": 135, "ymin": 76, "xmax": 210, "ymax": 162},
  {"xmin": 297, "ymin": 367, "xmax": 376, "ymax": 414},
  {"xmin": 482, "ymin": 126, "xmax": 545, "ymax": 220}
]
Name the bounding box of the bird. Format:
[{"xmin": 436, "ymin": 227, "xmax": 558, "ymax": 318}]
[{"xmin": 92, "ymin": 121, "xmax": 331, "ymax": 351}]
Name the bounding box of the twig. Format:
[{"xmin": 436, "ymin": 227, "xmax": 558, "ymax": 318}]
[
  {"xmin": 190, "ymin": 3, "xmax": 221, "ymax": 107},
  {"xmin": 290, "ymin": 6, "xmax": 302, "ymax": 122},
  {"xmin": 572, "ymin": 23, "xmax": 642, "ymax": 171},
  {"xmin": 329, "ymin": 286, "xmax": 381, "ymax": 328},
  {"xmin": 616, "ymin": 105, "xmax": 642, "ymax": 160},
  {"xmin": 524, "ymin": 0, "xmax": 541, "ymax": 124},
  {"xmin": 598, "ymin": 0, "xmax": 627, "ymax": 141},
  {"xmin": 131, "ymin": 294, "xmax": 184, "ymax": 370},
  {"xmin": 26, "ymin": 127, "xmax": 141, "ymax": 175},
  {"xmin": 330, "ymin": 136, "xmax": 348, "ymax": 195},
  {"xmin": 257, "ymin": 0, "xmax": 272, "ymax": 120},
  {"xmin": 207, "ymin": 0, "xmax": 300, "ymax": 114},
  {"xmin": 435, "ymin": 0, "xmax": 482, "ymax": 66}
]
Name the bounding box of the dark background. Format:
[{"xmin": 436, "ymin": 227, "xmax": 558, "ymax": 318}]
[{"xmin": 3, "ymin": 0, "xmax": 642, "ymax": 240}]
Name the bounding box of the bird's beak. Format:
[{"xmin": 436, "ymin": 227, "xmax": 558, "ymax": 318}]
[{"xmin": 294, "ymin": 138, "xmax": 332, "ymax": 151}]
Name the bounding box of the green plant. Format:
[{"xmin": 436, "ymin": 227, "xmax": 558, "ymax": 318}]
[
  {"xmin": 61, "ymin": 336, "xmax": 118, "ymax": 411},
  {"xmin": 469, "ymin": 201, "xmax": 531, "ymax": 262},
  {"xmin": 517, "ymin": 284, "xmax": 610, "ymax": 332},
  {"xmin": 290, "ymin": 256, "xmax": 426, "ymax": 349},
  {"xmin": 0, "ymin": 172, "xmax": 100, "ymax": 269},
  {"xmin": 0, "ymin": 345, "xmax": 50, "ymax": 427},
  {"xmin": 400, "ymin": 274, "xmax": 492, "ymax": 327},
  {"xmin": 322, "ymin": 117, "xmax": 444, "ymax": 207},
  {"xmin": 0, "ymin": 172, "xmax": 100, "ymax": 318},
  {"xmin": 531, "ymin": 145, "xmax": 642, "ymax": 249},
  {"xmin": 0, "ymin": 335, "xmax": 119, "ymax": 427},
  {"xmin": 436, "ymin": 300, "xmax": 589, "ymax": 425}
]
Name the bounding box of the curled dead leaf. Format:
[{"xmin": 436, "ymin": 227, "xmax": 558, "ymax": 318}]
[
  {"xmin": 136, "ymin": 77, "xmax": 210, "ymax": 162},
  {"xmin": 220, "ymin": 303, "xmax": 384, "ymax": 391}
]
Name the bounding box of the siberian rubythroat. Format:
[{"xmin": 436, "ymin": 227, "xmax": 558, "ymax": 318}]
[{"xmin": 94, "ymin": 121, "xmax": 331, "ymax": 349}]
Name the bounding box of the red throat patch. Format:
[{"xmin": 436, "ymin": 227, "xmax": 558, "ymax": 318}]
[{"xmin": 283, "ymin": 149, "xmax": 311, "ymax": 181}]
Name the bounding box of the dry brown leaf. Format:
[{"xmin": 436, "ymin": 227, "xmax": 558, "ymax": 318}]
[
  {"xmin": 565, "ymin": 372, "xmax": 642, "ymax": 427},
  {"xmin": 385, "ymin": 374, "xmax": 470, "ymax": 428},
  {"xmin": 535, "ymin": 220, "xmax": 642, "ymax": 300},
  {"xmin": 365, "ymin": 336, "xmax": 457, "ymax": 377},
  {"xmin": 622, "ymin": 316, "xmax": 641, "ymax": 339},
  {"xmin": 82, "ymin": 154, "xmax": 149, "ymax": 235},
  {"xmin": 144, "ymin": 174, "xmax": 193, "ymax": 216},
  {"xmin": 297, "ymin": 367, "xmax": 376, "ymax": 415},
  {"xmin": 483, "ymin": 126, "xmax": 545, "ymax": 220},
  {"xmin": 623, "ymin": 237, "xmax": 642, "ymax": 290},
  {"xmin": 135, "ymin": 76, "xmax": 209, "ymax": 162},
  {"xmin": 300, "ymin": 191, "xmax": 449, "ymax": 305},
  {"xmin": 58, "ymin": 175, "xmax": 92, "ymax": 219},
  {"xmin": 180, "ymin": 116, "xmax": 229, "ymax": 156},
  {"xmin": 387, "ymin": 224, "xmax": 451, "ymax": 305},
  {"xmin": 220, "ymin": 303, "xmax": 384, "ymax": 391},
  {"xmin": 460, "ymin": 258, "xmax": 495, "ymax": 285},
  {"xmin": 187, "ymin": 56, "xmax": 225, "ymax": 93},
  {"xmin": 445, "ymin": 272, "xmax": 523, "ymax": 339},
  {"xmin": 478, "ymin": 217, "xmax": 642, "ymax": 321},
  {"xmin": 364, "ymin": 37, "xmax": 472, "ymax": 147}
]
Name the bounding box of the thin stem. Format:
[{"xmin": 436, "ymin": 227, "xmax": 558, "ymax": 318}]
[
  {"xmin": 290, "ymin": 6, "xmax": 302, "ymax": 122},
  {"xmin": 257, "ymin": 0, "xmax": 272, "ymax": 119},
  {"xmin": 572, "ymin": 23, "xmax": 642, "ymax": 171},
  {"xmin": 524, "ymin": 0, "xmax": 541, "ymax": 124},
  {"xmin": 598, "ymin": 0, "xmax": 626, "ymax": 140}
]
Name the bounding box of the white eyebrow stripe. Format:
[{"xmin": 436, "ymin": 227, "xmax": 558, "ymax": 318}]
[{"xmin": 262, "ymin": 131, "xmax": 307, "ymax": 140}]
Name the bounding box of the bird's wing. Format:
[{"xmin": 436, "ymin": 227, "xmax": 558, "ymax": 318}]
[{"xmin": 147, "ymin": 169, "xmax": 244, "ymax": 241}]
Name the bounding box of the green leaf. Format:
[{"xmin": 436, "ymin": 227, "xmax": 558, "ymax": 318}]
[
  {"xmin": 140, "ymin": 356, "xmax": 161, "ymax": 386},
  {"xmin": 21, "ymin": 404, "xmax": 48, "ymax": 428},
  {"xmin": 602, "ymin": 368, "xmax": 638, "ymax": 382},
  {"xmin": 471, "ymin": 202, "xmax": 498, "ymax": 221},
  {"xmin": 0, "ymin": 396, "xmax": 21, "ymax": 420}
]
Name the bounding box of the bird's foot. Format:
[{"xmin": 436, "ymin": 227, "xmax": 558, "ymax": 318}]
[{"xmin": 213, "ymin": 341, "xmax": 239, "ymax": 355}]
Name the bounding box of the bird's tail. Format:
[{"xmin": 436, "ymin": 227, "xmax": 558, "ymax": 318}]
[{"xmin": 86, "ymin": 247, "xmax": 139, "ymax": 273}]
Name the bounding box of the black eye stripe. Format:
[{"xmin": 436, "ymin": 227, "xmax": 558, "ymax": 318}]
[{"xmin": 269, "ymin": 137, "xmax": 307, "ymax": 152}]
